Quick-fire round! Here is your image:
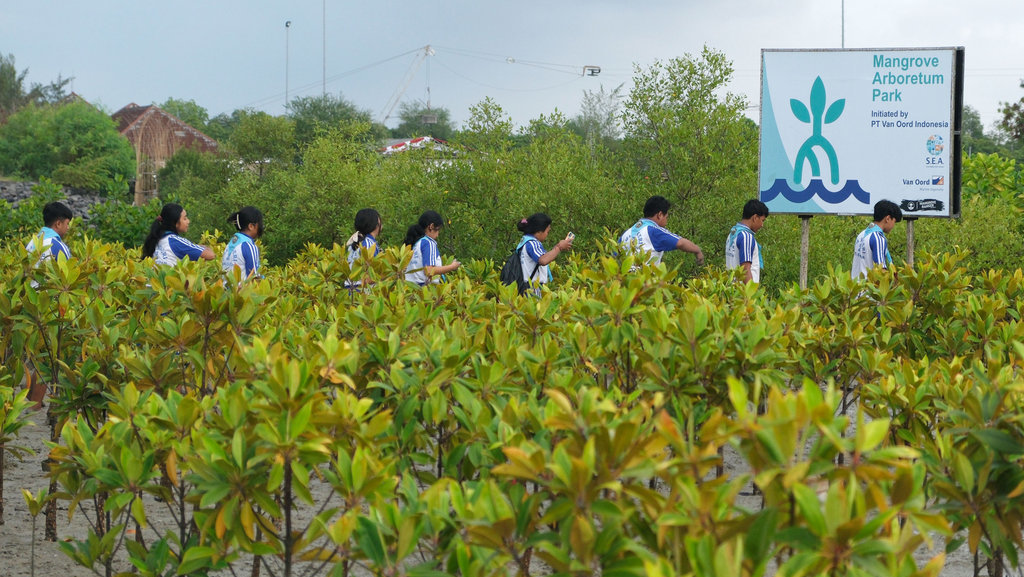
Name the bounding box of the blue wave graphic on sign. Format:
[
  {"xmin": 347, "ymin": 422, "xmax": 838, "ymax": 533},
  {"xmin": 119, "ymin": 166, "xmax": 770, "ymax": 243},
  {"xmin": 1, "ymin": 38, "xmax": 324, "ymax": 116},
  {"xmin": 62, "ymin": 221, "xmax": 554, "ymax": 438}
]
[{"xmin": 761, "ymin": 178, "xmax": 871, "ymax": 205}]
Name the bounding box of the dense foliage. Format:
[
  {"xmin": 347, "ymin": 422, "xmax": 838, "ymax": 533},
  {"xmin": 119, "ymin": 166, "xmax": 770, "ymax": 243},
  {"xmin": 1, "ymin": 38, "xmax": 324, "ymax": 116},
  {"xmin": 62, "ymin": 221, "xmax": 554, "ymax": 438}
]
[
  {"xmin": 0, "ymin": 101, "xmax": 135, "ymax": 194},
  {"xmin": 3, "ymin": 239, "xmax": 1024, "ymax": 576}
]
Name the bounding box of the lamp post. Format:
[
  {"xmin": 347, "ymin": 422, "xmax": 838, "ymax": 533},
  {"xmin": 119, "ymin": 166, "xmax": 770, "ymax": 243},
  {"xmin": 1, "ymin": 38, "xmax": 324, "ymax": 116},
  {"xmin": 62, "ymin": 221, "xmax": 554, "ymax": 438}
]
[
  {"xmin": 322, "ymin": 0, "xmax": 326, "ymax": 96},
  {"xmin": 285, "ymin": 20, "xmax": 292, "ymax": 111}
]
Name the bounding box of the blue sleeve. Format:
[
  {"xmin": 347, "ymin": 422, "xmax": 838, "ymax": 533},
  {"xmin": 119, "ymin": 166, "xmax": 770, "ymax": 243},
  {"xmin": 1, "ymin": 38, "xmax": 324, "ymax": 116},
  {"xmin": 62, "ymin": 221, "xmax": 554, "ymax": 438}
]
[
  {"xmin": 524, "ymin": 239, "xmax": 545, "ymax": 262},
  {"xmin": 648, "ymin": 227, "xmax": 681, "ymax": 253},
  {"xmin": 736, "ymin": 231, "xmax": 753, "ymax": 264},
  {"xmin": 418, "ymin": 239, "xmax": 434, "ymax": 268},
  {"xmin": 868, "ymin": 233, "xmax": 887, "ymax": 266},
  {"xmin": 242, "ymin": 243, "xmax": 259, "ymax": 276},
  {"xmin": 50, "ymin": 241, "xmax": 71, "ymax": 260},
  {"xmin": 169, "ymin": 236, "xmax": 206, "ymax": 261}
]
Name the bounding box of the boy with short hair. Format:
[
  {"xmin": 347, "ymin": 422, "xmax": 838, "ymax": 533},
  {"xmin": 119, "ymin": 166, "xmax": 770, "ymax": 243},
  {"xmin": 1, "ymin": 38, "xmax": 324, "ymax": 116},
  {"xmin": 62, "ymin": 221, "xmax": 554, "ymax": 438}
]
[
  {"xmin": 26, "ymin": 201, "xmax": 74, "ymax": 263},
  {"xmin": 619, "ymin": 195, "xmax": 704, "ymax": 266},
  {"xmin": 851, "ymin": 199, "xmax": 902, "ymax": 279},
  {"xmin": 725, "ymin": 199, "xmax": 769, "ymax": 283},
  {"xmin": 23, "ymin": 201, "xmax": 74, "ymax": 407}
]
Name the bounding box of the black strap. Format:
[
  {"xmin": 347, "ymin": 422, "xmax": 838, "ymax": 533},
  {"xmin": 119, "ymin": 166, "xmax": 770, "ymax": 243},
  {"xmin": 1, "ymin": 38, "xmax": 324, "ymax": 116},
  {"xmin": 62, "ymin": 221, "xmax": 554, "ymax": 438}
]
[{"xmin": 517, "ymin": 245, "xmax": 540, "ymax": 281}]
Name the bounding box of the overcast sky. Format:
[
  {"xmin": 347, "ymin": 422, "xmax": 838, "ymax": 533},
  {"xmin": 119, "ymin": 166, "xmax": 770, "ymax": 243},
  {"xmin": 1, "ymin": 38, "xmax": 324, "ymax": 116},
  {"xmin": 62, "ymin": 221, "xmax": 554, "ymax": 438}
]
[{"xmin": 3, "ymin": 0, "xmax": 1022, "ymax": 132}]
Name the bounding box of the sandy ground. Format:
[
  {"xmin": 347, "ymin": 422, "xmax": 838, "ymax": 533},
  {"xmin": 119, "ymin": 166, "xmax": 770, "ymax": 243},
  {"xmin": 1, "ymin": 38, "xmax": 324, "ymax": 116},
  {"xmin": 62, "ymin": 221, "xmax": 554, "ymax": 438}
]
[{"xmin": 0, "ymin": 407, "xmax": 989, "ymax": 577}]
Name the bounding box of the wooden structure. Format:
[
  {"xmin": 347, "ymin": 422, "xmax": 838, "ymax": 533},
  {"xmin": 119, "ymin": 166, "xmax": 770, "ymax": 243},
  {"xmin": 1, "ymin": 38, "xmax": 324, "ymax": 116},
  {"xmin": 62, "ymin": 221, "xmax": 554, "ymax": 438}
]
[{"xmin": 112, "ymin": 104, "xmax": 218, "ymax": 205}]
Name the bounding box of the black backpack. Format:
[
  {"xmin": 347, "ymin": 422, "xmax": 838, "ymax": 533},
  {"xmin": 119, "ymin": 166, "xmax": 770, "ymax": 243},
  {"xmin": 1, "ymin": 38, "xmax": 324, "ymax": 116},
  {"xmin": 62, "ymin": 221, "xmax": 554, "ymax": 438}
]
[{"xmin": 499, "ymin": 245, "xmax": 539, "ymax": 294}]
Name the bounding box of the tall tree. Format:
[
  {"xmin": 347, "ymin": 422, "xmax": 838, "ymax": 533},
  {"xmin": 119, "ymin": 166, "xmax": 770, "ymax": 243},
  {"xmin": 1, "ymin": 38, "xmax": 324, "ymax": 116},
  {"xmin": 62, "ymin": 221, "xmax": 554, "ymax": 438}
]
[
  {"xmin": 229, "ymin": 110, "xmax": 295, "ymax": 176},
  {"xmin": 158, "ymin": 97, "xmax": 210, "ymax": 132},
  {"xmin": 392, "ymin": 101, "xmax": 455, "ymax": 140},
  {"xmin": 0, "ymin": 53, "xmax": 29, "ymax": 122},
  {"xmin": 0, "ymin": 54, "xmax": 69, "ymax": 123},
  {"xmin": 621, "ymin": 46, "xmax": 756, "ymax": 206},
  {"xmin": 287, "ymin": 92, "xmax": 385, "ymax": 145},
  {"xmin": 999, "ymin": 80, "xmax": 1024, "ymax": 143},
  {"xmin": 457, "ymin": 97, "xmax": 514, "ymax": 152},
  {"xmin": 205, "ymin": 109, "xmax": 245, "ymax": 143},
  {"xmin": 569, "ymin": 83, "xmax": 624, "ymax": 146}
]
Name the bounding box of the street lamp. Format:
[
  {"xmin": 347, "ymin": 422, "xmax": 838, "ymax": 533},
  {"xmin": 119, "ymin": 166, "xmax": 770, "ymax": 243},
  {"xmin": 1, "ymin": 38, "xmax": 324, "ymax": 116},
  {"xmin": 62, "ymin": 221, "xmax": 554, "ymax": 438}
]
[{"xmin": 285, "ymin": 20, "xmax": 292, "ymax": 111}]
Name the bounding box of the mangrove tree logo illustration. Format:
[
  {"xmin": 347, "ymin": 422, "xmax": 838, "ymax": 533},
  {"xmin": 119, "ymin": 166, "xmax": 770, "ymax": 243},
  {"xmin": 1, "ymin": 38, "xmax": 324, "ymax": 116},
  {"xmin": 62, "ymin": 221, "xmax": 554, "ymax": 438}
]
[{"xmin": 790, "ymin": 76, "xmax": 846, "ymax": 185}]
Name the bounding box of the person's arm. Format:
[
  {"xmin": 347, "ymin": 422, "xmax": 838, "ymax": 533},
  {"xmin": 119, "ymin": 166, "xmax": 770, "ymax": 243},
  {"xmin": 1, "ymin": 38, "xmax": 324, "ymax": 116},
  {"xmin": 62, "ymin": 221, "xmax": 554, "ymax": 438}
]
[
  {"xmin": 739, "ymin": 261, "xmax": 753, "ymax": 282},
  {"xmin": 428, "ymin": 260, "xmax": 461, "ymax": 276},
  {"xmin": 675, "ymin": 237, "xmax": 705, "ymax": 265},
  {"xmin": 172, "ymin": 236, "xmax": 216, "ymax": 261},
  {"xmin": 242, "ymin": 243, "xmax": 259, "ymax": 277},
  {"xmin": 869, "ymin": 233, "xmax": 887, "ymax": 268},
  {"xmin": 536, "ymin": 236, "xmax": 572, "ymax": 265},
  {"xmin": 421, "ymin": 240, "xmax": 460, "ymax": 277},
  {"xmin": 736, "ymin": 231, "xmax": 753, "ymax": 282}
]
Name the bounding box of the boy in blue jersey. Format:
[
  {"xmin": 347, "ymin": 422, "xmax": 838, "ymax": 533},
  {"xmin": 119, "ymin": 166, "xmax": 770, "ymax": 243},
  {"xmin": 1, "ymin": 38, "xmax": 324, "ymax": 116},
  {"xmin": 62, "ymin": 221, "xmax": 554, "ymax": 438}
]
[
  {"xmin": 619, "ymin": 195, "xmax": 704, "ymax": 266},
  {"xmin": 725, "ymin": 199, "xmax": 769, "ymax": 283},
  {"xmin": 23, "ymin": 201, "xmax": 73, "ymax": 406},
  {"xmin": 26, "ymin": 201, "xmax": 74, "ymax": 264},
  {"xmin": 851, "ymin": 199, "xmax": 903, "ymax": 279}
]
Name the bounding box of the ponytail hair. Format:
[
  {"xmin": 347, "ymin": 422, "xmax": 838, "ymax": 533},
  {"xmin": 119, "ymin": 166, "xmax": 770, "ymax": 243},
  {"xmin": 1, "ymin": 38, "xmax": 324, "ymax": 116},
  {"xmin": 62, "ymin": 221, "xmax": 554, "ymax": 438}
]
[
  {"xmin": 142, "ymin": 203, "xmax": 185, "ymax": 259},
  {"xmin": 517, "ymin": 212, "xmax": 552, "ymax": 236},
  {"xmin": 228, "ymin": 206, "xmax": 265, "ymax": 238},
  {"xmin": 349, "ymin": 208, "xmax": 381, "ymax": 251},
  {"xmin": 403, "ymin": 210, "xmax": 444, "ymax": 246}
]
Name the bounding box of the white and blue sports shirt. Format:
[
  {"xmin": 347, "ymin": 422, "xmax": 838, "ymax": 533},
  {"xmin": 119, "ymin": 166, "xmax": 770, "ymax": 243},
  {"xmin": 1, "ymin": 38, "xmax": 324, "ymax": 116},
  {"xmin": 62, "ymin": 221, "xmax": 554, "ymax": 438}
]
[
  {"xmin": 517, "ymin": 235, "xmax": 550, "ymax": 285},
  {"xmin": 222, "ymin": 232, "xmax": 261, "ymax": 279},
  {"xmin": 153, "ymin": 231, "xmax": 208, "ymax": 266},
  {"xmin": 851, "ymin": 223, "xmax": 891, "ymax": 279},
  {"xmin": 618, "ymin": 219, "xmax": 681, "ymax": 265},
  {"xmin": 725, "ymin": 223, "xmax": 762, "ymax": 283},
  {"xmin": 405, "ymin": 235, "xmax": 442, "ymax": 285},
  {"xmin": 26, "ymin": 227, "xmax": 71, "ymax": 264}
]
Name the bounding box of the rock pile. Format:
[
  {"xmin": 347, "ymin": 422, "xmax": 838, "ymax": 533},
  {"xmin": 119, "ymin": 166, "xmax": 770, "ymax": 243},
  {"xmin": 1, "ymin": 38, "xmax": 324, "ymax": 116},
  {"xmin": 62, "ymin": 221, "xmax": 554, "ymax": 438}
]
[{"xmin": 0, "ymin": 180, "xmax": 108, "ymax": 221}]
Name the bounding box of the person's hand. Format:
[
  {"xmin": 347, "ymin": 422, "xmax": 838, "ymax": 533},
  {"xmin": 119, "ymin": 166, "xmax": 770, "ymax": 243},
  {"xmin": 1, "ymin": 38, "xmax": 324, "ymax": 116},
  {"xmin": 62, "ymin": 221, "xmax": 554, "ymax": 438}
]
[
  {"xmin": 557, "ymin": 237, "xmax": 573, "ymax": 251},
  {"xmin": 695, "ymin": 249, "xmax": 705, "ymax": 266},
  {"xmin": 450, "ymin": 259, "xmax": 461, "ymax": 270}
]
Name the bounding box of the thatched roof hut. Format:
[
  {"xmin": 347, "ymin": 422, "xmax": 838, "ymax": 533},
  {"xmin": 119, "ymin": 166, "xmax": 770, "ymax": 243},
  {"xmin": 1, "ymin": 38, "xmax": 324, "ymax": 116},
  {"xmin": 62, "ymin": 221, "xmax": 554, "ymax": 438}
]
[{"xmin": 112, "ymin": 104, "xmax": 217, "ymax": 205}]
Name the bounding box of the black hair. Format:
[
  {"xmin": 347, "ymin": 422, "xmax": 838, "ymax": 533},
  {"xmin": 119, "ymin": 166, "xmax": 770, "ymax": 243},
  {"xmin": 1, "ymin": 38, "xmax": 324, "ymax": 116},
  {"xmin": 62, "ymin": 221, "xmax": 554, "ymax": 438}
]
[
  {"xmin": 742, "ymin": 199, "xmax": 770, "ymax": 220},
  {"xmin": 403, "ymin": 210, "xmax": 444, "ymax": 246},
  {"xmin": 873, "ymin": 199, "xmax": 903, "ymax": 223},
  {"xmin": 643, "ymin": 195, "xmax": 671, "ymax": 218},
  {"xmin": 142, "ymin": 203, "xmax": 185, "ymax": 259},
  {"xmin": 42, "ymin": 202, "xmax": 73, "ymax": 227},
  {"xmin": 349, "ymin": 208, "xmax": 381, "ymax": 251},
  {"xmin": 517, "ymin": 213, "xmax": 552, "ymax": 235},
  {"xmin": 228, "ymin": 206, "xmax": 265, "ymax": 238}
]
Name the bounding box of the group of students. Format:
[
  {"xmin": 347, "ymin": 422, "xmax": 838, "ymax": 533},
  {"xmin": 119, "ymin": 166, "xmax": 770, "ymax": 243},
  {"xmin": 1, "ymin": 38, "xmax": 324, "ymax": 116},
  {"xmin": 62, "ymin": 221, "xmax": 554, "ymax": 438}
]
[
  {"xmin": 26, "ymin": 194, "xmax": 902, "ymax": 290},
  {"xmin": 26, "ymin": 201, "xmax": 265, "ymax": 282}
]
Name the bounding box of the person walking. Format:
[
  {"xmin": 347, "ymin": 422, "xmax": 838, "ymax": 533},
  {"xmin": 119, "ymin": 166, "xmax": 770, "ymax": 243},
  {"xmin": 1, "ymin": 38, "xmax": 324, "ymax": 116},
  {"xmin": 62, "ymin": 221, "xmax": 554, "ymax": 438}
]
[
  {"xmin": 403, "ymin": 210, "xmax": 460, "ymax": 285},
  {"xmin": 725, "ymin": 199, "xmax": 769, "ymax": 283},
  {"xmin": 514, "ymin": 212, "xmax": 573, "ymax": 295},
  {"xmin": 619, "ymin": 195, "xmax": 704, "ymax": 266}
]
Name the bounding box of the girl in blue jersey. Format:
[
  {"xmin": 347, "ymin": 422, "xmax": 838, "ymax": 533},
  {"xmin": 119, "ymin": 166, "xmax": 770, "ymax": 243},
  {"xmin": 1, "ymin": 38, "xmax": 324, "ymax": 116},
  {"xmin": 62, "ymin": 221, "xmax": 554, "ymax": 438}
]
[
  {"xmin": 142, "ymin": 203, "xmax": 215, "ymax": 265},
  {"xmin": 222, "ymin": 206, "xmax": 264, "ymax": 281},
  {"xmin": 516, "ymin": 212, "xmax": 573, "ymax": 294},
  {"xmin": 403, "ymin": 210, "xmax": 460, "ymax": 285},
  {"xmin": 346, "ymin": 208, "xmax": 382, "ymax": 265}
]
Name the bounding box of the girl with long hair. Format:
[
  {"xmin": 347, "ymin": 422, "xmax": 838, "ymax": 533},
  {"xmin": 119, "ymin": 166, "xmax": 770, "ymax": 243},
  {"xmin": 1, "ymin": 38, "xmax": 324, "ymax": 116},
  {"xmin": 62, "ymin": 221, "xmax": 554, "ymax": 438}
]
[
  {"xmin": 141, "ymin": 203, "xmax": 215, "ymax": 265},
  {"xmin": 403, "ymin": 210, "xmax": 460, "ymax": 285}
]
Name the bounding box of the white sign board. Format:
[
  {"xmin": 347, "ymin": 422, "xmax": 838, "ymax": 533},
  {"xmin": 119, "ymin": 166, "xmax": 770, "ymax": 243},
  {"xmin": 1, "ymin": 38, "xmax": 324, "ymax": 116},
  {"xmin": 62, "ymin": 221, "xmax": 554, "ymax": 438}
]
[{"xmin": 759, "ymin": 48, "xmax": 963, "ymax": 217}]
